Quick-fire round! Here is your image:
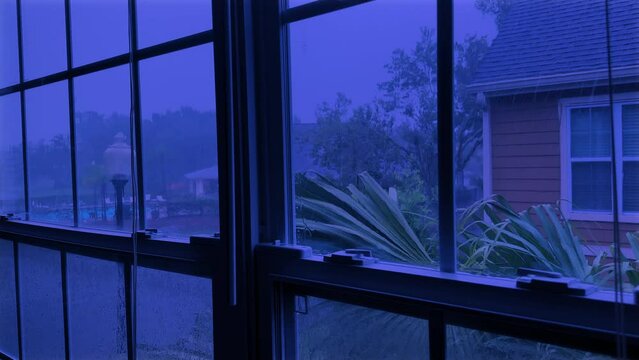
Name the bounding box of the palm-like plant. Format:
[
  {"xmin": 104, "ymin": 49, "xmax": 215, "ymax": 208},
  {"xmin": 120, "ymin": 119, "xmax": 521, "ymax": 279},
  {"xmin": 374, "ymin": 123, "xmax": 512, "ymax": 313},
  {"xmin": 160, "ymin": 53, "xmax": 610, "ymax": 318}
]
[{"xmin": 295, "ymin": 171, "xmax": 435, "ymax": 265}]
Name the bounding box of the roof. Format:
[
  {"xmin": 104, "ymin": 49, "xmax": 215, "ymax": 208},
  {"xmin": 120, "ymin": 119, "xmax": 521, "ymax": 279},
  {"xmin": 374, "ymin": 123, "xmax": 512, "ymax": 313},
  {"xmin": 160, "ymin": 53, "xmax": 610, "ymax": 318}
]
[
  {"xmin": 470, "ymin": 0, "xmax": 639, "ymax": 94},
  {"xmin": 185, "ymin": 166, "xmax": 218, "ymax": 180}
]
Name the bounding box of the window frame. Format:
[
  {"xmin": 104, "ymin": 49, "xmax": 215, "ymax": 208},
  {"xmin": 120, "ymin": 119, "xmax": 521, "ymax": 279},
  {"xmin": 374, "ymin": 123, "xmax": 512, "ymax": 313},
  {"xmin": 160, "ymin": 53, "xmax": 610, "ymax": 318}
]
[
  {"xmin": 560, "ymin": 93, "xmax": 639, "ymax": 223},
  {"xmin": 253, "ymin": 0, "xmax": 638, "ymax": 358},
  {"xmin": 0, "ymin": 0, "xmax": 256, "ymax": 358}
]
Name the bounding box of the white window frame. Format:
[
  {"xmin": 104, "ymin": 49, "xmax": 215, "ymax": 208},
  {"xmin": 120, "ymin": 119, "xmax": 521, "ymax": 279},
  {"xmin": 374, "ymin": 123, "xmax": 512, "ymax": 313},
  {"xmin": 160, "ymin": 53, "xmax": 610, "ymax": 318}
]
[{"xmin": 560, "ymin": 92, "xmax": 639, "ymax": 223}]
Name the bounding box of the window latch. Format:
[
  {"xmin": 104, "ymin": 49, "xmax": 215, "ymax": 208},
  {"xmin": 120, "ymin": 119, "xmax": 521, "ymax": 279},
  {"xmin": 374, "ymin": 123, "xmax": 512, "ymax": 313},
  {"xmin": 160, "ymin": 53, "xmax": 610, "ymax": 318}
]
[
  {"xmin": 0, "ymin": 213, "xmax": 16, "ymax": 222},
  {"xmin": 324, "ymin": 249, "xmax": 378, "ymax": 266},
  {"xmin": 135, "ymin": 228, "xmax": 158, "ymax": 240},
  {"xmin": 516, "ymin": 267, "xmax": 596, "ymax": 296}
]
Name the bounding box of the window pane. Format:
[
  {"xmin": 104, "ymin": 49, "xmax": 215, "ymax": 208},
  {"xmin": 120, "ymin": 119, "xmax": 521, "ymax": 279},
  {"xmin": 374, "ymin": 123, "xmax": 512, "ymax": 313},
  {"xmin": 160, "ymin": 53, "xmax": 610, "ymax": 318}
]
[
  {"xmin": 136, "ymin": 267, "xmax": 213, "ymax": 359},
  {"xmin": 291, "ymin": 1, "xmax": 438, "ymax": 266},
  {"xmin": 0, "ymin": 0, "xmax": 20, "ymax": 87},
  {"xmin": 622, "ymin": 104, "xmax": 639, "ymax": 157},
  {"xmin": 136, "ymin": 0, "xmax": 212, "ymax": 48},
  {"xmin": 0, "ymin": 240, "xmax": 19, "ymax": 359},
  {"xmin": 70, "ymin": 0, "xmax": 129, "ymax": 66},
  {"xmin": 572, "ymin": 162, "xmax": 612, "ymax": 211},
  {"xmin": 446, "ymin": 326, "xmax": 612, "ymax": 360},
  {"xmin": 74, "ymin": 66, "xmax": 132, "ymax": 231},
  {"xmin": 624, "ymin": 161, "xmax": 639, "ymax": 213},
  {"xmin": 139, "ymin": 45, "xmax": 218, "ymax": 238},
  {"xmin": 452, "ymin": 0, "xmax": 625, "ymax": 284},
  {"xmin": 25, "ymin": 81, "xmax": 73, "ymax": 225},
  {"xmin": 21, "ymin": 0, "xmax": 67, "ymax": 80},
  {"xmin": 67, "ymin": 254, "xmax": 127, "ymax": 360},
  {"xmin": 18, "ymin": 244, "xmax": 65, "ymax": 360},
  {"xmin": 297, "ymin": 296, "xmax": 429, "ymax": 359},
  {"xmin": 571, "ymin": 107, "xmax": 612, "ymax": 158},
  {"xmin": 0, "ymin": 93, "xmax": 25, "ymax": 216}
]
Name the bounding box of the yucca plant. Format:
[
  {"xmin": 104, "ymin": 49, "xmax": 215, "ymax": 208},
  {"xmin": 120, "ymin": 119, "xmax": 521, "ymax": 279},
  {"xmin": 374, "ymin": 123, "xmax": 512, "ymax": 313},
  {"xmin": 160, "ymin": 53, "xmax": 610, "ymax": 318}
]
[
  {"xmin": 457, "ymin": 194, "xmax": 612, "ymax": 283},
  {"xmin": 295, "ymin": 171, "xmax": 436, "ymax": 265}
]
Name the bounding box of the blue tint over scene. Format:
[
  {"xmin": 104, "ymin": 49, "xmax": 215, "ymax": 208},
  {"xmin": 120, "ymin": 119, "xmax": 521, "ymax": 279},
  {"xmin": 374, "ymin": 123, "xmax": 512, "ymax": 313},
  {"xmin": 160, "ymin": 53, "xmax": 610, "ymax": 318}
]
[
  {"xmin": 136, "ymin": 0, "xmax": 212, "ymax": 48},
  {"xmin": 21, "ymin": 0, "xmax": 67, "ymax": 80},
  {"xmin": 136, "ymin": 267, "xmax": 213, "ymax": 359},
  {"xmin": 18, "ymin": 244, "xmax": 65, "ymax": 360},
  {"xmin": 74, "ymin": 65, "xmax": 133, "ymax": 231},
  {"xmin": 0, "ymin": 240, "xmax": 19, "ymax": 359},
  {"xmin": 0, "ymin": 93, "xmax": 25, "ymax": 216},
  {"xmin": 67, "ymin": 254, "xmax": 127, "ymax": 359},
  {"xmin": 140, "ymin": 44, "xmax": 219, "ymax": 238},
  {"xmin": 25, "ymin": 81, "xmax": 73, "ymax": 225},
  {"xmin": 0, "ymin": 0, "xmax": 19, "ymax": 87},
  {"xmin": 70, "ymin": 0, "xmax": 129, "ymax": 66}
]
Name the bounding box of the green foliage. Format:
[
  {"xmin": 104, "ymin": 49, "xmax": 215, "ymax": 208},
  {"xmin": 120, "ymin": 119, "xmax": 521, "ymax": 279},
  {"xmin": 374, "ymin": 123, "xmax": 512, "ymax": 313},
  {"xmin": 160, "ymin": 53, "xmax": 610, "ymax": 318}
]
[
  {"xmin": 296, "ymin": 171, "xmax": 435, "ymax": 265},
  {"xmin": 623, "ymin": 232, "xmax": 639, "ymax": 286}
]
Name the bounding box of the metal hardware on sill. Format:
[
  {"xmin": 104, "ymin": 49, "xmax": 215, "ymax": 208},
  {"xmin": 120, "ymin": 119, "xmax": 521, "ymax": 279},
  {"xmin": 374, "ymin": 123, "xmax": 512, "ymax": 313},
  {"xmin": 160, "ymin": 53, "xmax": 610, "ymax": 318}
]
[
  {"xmin": 190, "ymin": 234, "xmax": 222, "ymax": 246},
  {"xmin": 516, "ymin": 267, "xmax": 597, "ymax": 296},
  {"xmin": 324, "ymin": 249, "xmax": 379, "ymax": 266},
  {"xmin": 135, "ymin": 228, "xmax": 158, "ymax": 240},
  {"xmin": 0, "ymin": 213, "xmax": 15, "ymax": 221}
]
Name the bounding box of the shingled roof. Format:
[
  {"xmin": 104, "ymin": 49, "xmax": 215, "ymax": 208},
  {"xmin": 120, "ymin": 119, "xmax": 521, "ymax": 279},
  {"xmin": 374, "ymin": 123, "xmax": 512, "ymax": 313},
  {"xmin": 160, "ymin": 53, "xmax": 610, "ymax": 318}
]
[{"xmin": 470, "ymin": 0, "xmax": 639, "ymax": 94}]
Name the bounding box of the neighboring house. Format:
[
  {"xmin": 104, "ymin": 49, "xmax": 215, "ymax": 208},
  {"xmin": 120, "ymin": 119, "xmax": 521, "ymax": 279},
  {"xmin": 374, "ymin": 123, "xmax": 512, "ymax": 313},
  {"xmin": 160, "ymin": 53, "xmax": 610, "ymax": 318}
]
[
  {"xmin": 185, "ymin": 166, "xmax": 218, "ymax": 199},
  {"xmin": 470, "ymin": 0, "xmax": 639, "ymax": 245}
]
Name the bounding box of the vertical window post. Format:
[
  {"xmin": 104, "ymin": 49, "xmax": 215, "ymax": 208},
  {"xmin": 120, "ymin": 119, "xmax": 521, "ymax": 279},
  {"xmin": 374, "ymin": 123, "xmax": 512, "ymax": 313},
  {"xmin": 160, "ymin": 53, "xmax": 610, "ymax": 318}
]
[{"xmin": 437, "ymin": 0, "xmax": 456, "ymax": 273}]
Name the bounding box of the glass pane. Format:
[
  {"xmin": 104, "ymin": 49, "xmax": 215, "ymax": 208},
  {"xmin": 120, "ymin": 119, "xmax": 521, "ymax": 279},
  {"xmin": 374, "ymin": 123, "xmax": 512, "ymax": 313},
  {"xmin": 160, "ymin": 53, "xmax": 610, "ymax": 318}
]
[
  {"xmin": 291, "ymin": 0, "xmax": 438, "ymax": 266},
  {"xmin": 0, "ymin": 93, "xmax": 25, "ymax": 216},
  {"xmin": 623, "ymin": 161, "xmax": 639, "ymax": 213},
  {"xmin": 0, "ymin": 0, "xmax": 20, "ymax": 88},
  {"xmin": 70, "ymin": 0, "xmax": 129, "ymax": 66},
  {"xmin": 136, "ymin": 0, "xmax": 212, "ymax": 48},
  {"xmin": 67, "ymin": 254, "xmax": 127, "ymax": 360},
  {"xmin": 622, "ymin": 104, "xmax": 639, "ymax": 157},
  {"xmin": 297, "ymin": 296, "xmax": 429, "ymax": 359},
  {"xmin": 572, "ymin": 162, "xmax": 612, "ymax": 212},
  {"xmin": 453, "ymin": 0, "xmax": 623, "ymax": 284},
  {"xmin": 25, "ymin": 81, "xmax": 73, "ymax": 225},
  {"xmin": 571, "ymin": 107, "xmax": 612, "ymax": 158},
  {"xmin": 136, "ymin": 267, "xmax": 213, "ymax": 359},
  {"xmin": 0, "ymin": 240, "xmax": 19, "ymax": 359},
  {"xmin": 74, "ymin": 66, "xmax": 132, "ymax": 231},
  {"xmin": 446, "ymin": 326, "xmax": 613, "ymax": 360},
  {"xmin": 21, "ymin": 0, "xmax": 67, "ymax": 80},
  {"xmin": 18, "ymin": 244, "xmax": 65, "ymax": 360},
  {"xmin": 139, "ymin": 45, "xmax": 218, "ymax": 238}
]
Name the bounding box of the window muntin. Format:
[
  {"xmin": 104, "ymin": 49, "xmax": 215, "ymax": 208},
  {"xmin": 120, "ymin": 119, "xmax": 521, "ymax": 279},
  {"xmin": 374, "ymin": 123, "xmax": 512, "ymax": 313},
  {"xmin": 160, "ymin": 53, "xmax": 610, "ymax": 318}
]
[
  {"xmin": 290, "ymin": 0, "xmax": 439, "ymax": 267},
  {"xmin": 21, "ymin": 0, "xmax": 67, "ymax": 80},
  {"xmin": 70, "ymin": 0, "xmax": 129, "ymax": 66},
  {"xmin": 25, "ymin": 81, "xmax": 74, "ymax": 225},
  {"xmin": 74, "ymin": 66, "xmax": 133, "ymax": 231},
  {"xmin": 139, "ymin": 44, "xmax": 219, "ymax": 238},
  {"xmin": 136, "ymin": 0, "xmax": 213, "ymax": 49},
  {"xmin": 0, "ymin": 0, "xmax": 19, "ymax": 88},
  {"xmin": 0, "ymin": 93, "xmax": 25, "ymax": 216}
]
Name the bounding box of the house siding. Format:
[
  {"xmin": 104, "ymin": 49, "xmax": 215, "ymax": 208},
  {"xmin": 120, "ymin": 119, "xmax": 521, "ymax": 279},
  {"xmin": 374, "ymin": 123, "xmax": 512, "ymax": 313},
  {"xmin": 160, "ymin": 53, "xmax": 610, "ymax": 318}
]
[{"xmin": 489, "ymin": 95, "xmax": 637, "ymax": 245}]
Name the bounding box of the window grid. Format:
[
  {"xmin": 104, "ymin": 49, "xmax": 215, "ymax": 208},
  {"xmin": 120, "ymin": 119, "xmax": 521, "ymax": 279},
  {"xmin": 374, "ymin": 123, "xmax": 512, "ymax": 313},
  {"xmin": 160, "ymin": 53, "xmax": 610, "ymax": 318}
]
[{"xmin": 0, "ymin": 0, "xmax": 216, "ymax": 234}]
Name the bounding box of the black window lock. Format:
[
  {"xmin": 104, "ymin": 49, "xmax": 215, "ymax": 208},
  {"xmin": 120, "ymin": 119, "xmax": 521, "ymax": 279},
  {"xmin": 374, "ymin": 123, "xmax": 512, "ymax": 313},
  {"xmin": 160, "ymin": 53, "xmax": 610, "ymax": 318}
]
[
  {"xmin": 324, "ymin": 249, "xmax": 378, "ymax": 266},
  {"xmin": 516, "ymin": 267, "xmax": 597, "ymax": 296}
]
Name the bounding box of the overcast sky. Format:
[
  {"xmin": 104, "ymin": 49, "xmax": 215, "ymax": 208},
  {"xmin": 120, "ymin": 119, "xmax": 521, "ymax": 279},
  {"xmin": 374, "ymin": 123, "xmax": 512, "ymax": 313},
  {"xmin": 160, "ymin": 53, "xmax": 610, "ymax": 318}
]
[{"xmin": 0, "ymin": 0, "xmax": 496, "ymax": 142}]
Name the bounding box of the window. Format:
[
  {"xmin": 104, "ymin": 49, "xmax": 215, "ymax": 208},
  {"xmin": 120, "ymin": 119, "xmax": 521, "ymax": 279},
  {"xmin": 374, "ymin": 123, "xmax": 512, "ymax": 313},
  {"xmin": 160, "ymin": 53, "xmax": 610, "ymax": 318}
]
[{"xmin": 561, "ymin": 94, "xmax": 639, "ymax": 222}]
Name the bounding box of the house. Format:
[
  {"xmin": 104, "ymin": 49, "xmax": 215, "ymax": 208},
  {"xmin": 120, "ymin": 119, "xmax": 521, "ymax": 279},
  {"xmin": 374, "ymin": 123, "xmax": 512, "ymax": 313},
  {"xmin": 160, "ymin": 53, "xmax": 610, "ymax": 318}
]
[
  {"xmin": 184, "ymin": 166, "xmax": 218, "ymax": 199},
  {"xmin": 470, "ymin": 0, "xmax": 639, "ymax": 246}
]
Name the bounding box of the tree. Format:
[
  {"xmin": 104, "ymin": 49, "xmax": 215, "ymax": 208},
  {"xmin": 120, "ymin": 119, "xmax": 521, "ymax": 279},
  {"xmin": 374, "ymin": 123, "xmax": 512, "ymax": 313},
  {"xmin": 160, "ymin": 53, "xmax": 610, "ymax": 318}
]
[{"xmin": 475, "ymin": 0, "xmax": 512, "ymax": 29}]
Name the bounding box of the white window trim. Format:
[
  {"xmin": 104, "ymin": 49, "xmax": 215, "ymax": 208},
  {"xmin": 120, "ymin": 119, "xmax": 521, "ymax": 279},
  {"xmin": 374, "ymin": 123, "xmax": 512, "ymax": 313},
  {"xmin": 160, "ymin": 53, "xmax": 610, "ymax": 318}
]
[{"xmin": 559, "ymin": 93, "xmax": 639, "ymax": 223}]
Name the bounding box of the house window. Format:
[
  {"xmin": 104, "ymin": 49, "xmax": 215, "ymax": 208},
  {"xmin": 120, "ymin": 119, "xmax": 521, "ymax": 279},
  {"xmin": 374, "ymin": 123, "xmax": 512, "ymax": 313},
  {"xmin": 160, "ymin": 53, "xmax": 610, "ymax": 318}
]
[{"xmin": 564, "ymin": 96, "xmax": 639, "ymax": 220}]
